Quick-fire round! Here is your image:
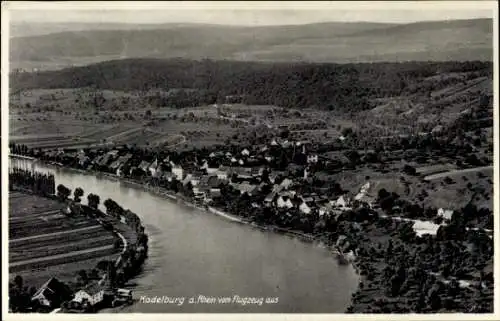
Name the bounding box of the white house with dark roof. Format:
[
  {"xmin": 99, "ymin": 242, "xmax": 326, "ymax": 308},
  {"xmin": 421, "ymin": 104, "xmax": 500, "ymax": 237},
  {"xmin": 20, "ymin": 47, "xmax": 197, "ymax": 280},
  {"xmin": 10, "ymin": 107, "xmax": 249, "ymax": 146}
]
[
  {"xmin": 72, "ymin": 283, "xmax": 105, "ymax": 306},
  {"xmin": 277, "ymin": 196, "xmax": 294, "ymax": 209},
  {"xmin": 171, "ymin": 163, "xmax": 184, "ymax": 180},
  {"xmin": 299, "ymin": 201, "xmax": 312, "ymax": 214}
]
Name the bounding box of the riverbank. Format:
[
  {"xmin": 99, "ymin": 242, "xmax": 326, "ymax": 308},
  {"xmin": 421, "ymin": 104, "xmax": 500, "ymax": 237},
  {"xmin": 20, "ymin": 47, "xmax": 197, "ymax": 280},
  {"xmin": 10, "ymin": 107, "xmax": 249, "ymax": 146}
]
[
  {"xmin": 8, "ymin": 164, "xmax": 150, "ymax": 313},
  {"xmin": 10, "ymin": 154, "xmax": 359, "ymax": 310}
]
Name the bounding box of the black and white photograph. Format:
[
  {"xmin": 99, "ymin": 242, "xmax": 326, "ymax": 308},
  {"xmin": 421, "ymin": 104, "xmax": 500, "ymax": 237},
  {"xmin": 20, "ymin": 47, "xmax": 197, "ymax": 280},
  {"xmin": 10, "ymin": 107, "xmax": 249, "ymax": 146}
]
[{"xmin": 1, "ymin": 0, "xmax": 498, "ymax": 317}]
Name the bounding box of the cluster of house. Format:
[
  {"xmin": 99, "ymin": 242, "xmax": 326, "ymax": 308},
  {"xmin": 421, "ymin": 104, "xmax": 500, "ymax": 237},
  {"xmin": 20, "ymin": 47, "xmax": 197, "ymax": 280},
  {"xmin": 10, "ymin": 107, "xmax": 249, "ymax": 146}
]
[
  {"xmin": 31, "ymin": 277, "xmax": 106, "ymax": 311},
  {"xmin": 31, "ymin": 276, "xmax": 132, "ymax": 312},
  {"xmin": 44, "ymin": 138, "xmax": 382, "ymax": 219}
]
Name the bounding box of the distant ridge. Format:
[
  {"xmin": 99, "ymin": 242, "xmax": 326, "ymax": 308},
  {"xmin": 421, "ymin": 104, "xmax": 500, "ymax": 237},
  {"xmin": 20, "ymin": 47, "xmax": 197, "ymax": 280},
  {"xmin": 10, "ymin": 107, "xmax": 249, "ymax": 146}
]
[{"xmin": 9, "ymin": 18, "xmax": 493, "ymax": 71}]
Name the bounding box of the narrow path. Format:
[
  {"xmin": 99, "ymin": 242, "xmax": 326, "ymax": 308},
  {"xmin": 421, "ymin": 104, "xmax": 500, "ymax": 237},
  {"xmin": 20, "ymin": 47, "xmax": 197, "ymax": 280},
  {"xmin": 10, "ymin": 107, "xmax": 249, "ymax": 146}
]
[{"xmin": 424, "ymin": 166, "xmax": 492, "ymax": 180}]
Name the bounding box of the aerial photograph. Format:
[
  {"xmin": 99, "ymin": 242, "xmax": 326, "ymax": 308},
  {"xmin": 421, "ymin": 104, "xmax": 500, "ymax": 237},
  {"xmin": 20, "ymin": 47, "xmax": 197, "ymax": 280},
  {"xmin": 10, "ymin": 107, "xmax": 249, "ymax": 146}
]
[{"xmin": 3, "ymin": 0, "xmax": 497, "ymax": 315}]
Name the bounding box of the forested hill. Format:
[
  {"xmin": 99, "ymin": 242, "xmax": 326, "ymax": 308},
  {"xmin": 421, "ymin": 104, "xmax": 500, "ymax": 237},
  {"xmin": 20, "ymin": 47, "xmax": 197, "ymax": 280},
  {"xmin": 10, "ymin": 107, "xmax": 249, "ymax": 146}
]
[
  {"xmin": 10, "ymin": 59, "xmax": 492, "ymax": 112},
  {"xmin": 10, "ymin": 18, "xmax": 493, "ymax": 71}
]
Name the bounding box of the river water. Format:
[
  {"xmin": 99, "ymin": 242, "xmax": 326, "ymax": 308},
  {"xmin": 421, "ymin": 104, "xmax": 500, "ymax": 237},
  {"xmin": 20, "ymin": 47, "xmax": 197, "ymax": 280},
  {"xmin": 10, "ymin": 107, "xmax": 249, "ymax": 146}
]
[{"xmin": 10, "ymin": 158, "xmax": 359, "ymax": 313}]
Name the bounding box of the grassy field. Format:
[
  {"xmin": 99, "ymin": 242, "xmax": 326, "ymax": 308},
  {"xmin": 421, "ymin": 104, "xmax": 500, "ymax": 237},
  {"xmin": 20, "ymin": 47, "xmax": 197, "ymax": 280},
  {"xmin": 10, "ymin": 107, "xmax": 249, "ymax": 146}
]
[
  {"xmin": 8, "ymin": 192, "xmax": 120, "ymax": 288},
  {"xmin": 416, "ymin": 167, "xmax": 493, "ymax": 210}
]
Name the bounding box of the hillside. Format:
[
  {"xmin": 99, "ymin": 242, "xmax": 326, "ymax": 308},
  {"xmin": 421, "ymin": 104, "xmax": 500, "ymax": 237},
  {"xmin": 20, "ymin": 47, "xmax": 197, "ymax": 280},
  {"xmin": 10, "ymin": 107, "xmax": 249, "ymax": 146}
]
[
  {"xmin": 10, "ymin": 59, "xmax": 493, "ymax": 114},
  {"xmin": 9, "ymin": 19, "xmax": 493, "ymax": 71}
]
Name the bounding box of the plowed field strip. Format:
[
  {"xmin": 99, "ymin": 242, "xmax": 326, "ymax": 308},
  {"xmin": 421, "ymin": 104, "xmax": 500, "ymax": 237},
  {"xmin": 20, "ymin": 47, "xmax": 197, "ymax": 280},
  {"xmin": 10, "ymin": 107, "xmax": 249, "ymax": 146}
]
[{"xmin": 9, "ymin": 225, "xmax": 102, "ymax": 243}]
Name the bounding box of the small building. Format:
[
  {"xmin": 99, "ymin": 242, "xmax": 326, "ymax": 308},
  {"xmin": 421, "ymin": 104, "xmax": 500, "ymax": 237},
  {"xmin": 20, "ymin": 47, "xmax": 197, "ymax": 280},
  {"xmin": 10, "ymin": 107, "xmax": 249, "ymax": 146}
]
[
  {"xmin": 171, "ymin": 164, "xmax": 184, "ymax": 180},
  {"xmin": 280, "ymin": 178, "xmax": 294, "ymax": 190},
  {"xmin": 31, "ymin": 277, "xmax": 72, "ymax": 309},
  {"xmin": 307, "ymin": 154, "xmax": 319, "ymax": 164},
  {"xmin": 201, "ymin": 161, "xmax": 219, "ymax": 174},
  {"xmin": 182, "ymin": 174, "xmax": 193, "ymax": 186},
  {"xmin": 335, "ymin": 195, "xmax": 352, "ymax": 209},
  {"xmin": 437, "ymin": 208, "xmax": 454, "ymax": 221},
  {"xmin": 149, "ymin": 159, "xmax": 161, "ymax": 177},
  {"xmin": 299, "ymin": 201, "xmax": 312, "ymax": 214},
  {"xmin": 319, "ymin": 204, "xmax": 334, "ymax": 217},
  {"xmin": 73, "ymin": 283, "xmax": 105, "ymax": 306},
  {"xmin": 162, "ymin": 172, "xmax": 176, "ymax": 182},
  {"xmin": 230, "ymin": 167, "xmax": 253, "ymax": 180},
  {"xmin": 277, "ymin": 196, "xmax": 294, "ymax": 209},
  {"xmin": 215, "ymin": 167, "xmax": 229, "ymax": 180},
  {"xmin": 264, "ymin": 192, "xmax": 276, "ymax": 205},
  {"xmin": 269, "ymin": 171, "xmax": 285, "ymax": 184},
  {"xmin": 138, "ymin": 160, "xmax": 151, "ymax": 173},
  {"xmin": 231, "ymin": 182, "xmax": 258, "ymax": 195}
]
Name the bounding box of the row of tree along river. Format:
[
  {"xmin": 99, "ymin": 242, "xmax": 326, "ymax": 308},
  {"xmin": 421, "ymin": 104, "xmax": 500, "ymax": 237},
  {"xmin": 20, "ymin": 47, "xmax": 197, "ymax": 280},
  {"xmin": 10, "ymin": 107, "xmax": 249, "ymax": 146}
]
[
  {"xmin": 8, "ymin": 164, "xmax": 149, "ymax": 313},
  {"xmin": 9, "ymin": 156, "xmax": 359, "ymax": 313}
]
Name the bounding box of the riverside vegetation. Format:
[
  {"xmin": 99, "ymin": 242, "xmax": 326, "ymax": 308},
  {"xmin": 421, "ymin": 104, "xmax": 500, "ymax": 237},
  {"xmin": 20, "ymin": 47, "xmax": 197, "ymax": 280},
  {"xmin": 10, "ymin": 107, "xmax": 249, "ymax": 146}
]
[{"xmin": 8, "ymin": 167, "xmax": 149, "ymax": 313}]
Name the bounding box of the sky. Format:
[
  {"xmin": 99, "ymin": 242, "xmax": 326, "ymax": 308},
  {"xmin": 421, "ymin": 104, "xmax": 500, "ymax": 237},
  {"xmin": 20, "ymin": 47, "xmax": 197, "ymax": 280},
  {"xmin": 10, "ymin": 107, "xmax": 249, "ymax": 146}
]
[{"xmin": 5, "ymin": 1, "xmax": 495, "ymax": 26}]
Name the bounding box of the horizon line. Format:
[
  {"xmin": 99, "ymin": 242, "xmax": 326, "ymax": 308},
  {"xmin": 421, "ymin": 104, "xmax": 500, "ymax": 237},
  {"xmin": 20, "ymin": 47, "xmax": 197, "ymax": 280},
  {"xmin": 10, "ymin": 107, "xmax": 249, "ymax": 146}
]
[{"xmin": 9, "ymin": 17, "xmax": 493, "ymax": 28}]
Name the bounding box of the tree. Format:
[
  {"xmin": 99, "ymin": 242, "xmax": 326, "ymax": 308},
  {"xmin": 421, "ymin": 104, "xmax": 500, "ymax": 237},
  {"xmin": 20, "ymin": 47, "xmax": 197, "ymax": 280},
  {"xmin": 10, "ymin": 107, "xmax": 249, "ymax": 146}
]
[
  {"xmin": 87, "ymin": 193, "xmax": 100, "ymax": 209},
  {"xmin": 73, "ymin": 187, "xmax": 84, "ymax": 203},
  {"xmin": 56, "ymin": 184, "xmax": 71, "ymax": 201},
  {"xmin": 403, "ymin": 164, "xmax": 417, "ymax": 176},
  {"xmin": 342, "ymin": 127, "xmax": 353, "ymax": 137},
  {"xmin": 13, "ymin": 275, "xmax": 23, "ymax": 289},
  {"xmin": 76, "ymin": 270, "xmax": 88, "ymax": 286},
  {"xmin": 443, "ymin": 176, "xmax": 454, "ymax": 185},
  {"xmin": 104, "ymin": 198, "xmax": 116, "ymax": 216},
  {"xmin": 89, "ymin": 269, "xmax": 100, "ymax": 280},
  {"xmin": 397, "ymin": 222, "xmax": 417, "ymax": 243},
  {"xmin": 378, "ymin": 188, "xmax": 390, "ymax": 200},
  {"xmin": 96, "ymin": 260, "xmax": 111, "ymax": 271}
]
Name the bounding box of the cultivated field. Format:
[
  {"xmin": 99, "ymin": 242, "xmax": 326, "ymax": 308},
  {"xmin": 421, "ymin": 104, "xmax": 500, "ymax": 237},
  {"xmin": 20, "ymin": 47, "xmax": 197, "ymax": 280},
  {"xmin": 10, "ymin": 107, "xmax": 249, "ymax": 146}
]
[
  {"xmin": 9, "ymin": 192, "xmax": 121, "ymax": 289},
  {"xmin": 9, "ymin": 91, "xmax": 357, "ymax": 150}
]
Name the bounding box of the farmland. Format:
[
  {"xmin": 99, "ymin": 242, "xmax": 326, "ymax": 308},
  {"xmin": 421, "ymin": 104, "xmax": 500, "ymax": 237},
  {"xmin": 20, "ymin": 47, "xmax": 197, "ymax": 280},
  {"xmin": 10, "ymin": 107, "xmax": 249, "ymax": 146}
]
[
  {"xmin": 8, "ymin": 89, "xmax": 351, "ymax": 150},
  {"xmin": 8, "ymin": 191, "xmax": 121, "ymax": 289}
]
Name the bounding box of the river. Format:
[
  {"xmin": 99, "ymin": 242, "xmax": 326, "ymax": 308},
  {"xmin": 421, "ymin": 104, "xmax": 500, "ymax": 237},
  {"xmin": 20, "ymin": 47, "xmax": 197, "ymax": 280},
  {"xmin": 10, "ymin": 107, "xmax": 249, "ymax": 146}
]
[{"xmin": 10, "ymin": 158, "xmax": 359, "ymax": 313}]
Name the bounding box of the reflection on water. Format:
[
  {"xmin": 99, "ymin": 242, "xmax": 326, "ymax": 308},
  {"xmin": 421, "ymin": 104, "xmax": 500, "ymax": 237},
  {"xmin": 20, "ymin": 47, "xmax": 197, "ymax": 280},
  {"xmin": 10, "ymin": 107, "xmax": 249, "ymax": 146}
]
[{"xmin": 10, "ymin": 158, "xmax": 359, "ymax": 313}]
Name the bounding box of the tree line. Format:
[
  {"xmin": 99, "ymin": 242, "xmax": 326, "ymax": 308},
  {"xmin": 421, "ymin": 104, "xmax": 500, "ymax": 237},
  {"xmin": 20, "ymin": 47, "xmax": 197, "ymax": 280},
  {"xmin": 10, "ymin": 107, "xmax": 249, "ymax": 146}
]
[
  {"xmin": 9, "ymin": 167, "xmax": 55, "ymax": 195},
  {"xmin": 10, "ymin": 59, "xmax": 492, "ymax": 113}
]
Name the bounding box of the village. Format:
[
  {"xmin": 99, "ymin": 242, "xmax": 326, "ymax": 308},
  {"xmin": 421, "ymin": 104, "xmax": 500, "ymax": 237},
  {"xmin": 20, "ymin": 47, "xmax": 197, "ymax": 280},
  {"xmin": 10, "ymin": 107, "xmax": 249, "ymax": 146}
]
[
  {"xmin": 9, "ymin": 125, "xmax": 494, "ymax": 313},
  {"xmin": 12, "ymin": 131, "xmax": 480, "ymax": 240}
]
